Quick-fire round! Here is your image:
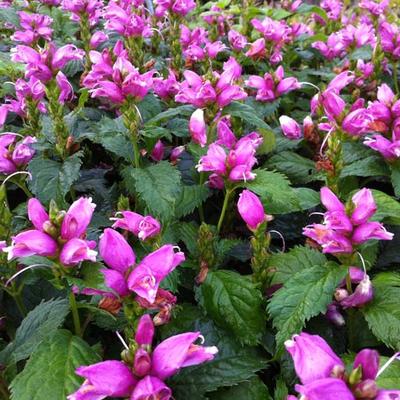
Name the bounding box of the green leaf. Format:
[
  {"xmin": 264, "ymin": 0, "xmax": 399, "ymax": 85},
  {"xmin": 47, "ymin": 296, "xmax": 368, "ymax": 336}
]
[
  {"xmin": 296, "ymin": 4, "xmax": 327, "ymax": 21},
  {"xmin": 0, "ymin": 298, "xmax": 69, "ymax": 365},
  {"xmin": 10, "ymin": 330, "xmax": 100, "ymax": 400},
  {"xmin": 197, "ymin": 270, "xmax": 265, "ymax": 345},
  {"xmin": 265, "ymin": 151, "xmax": 320, "ymax": 184},
  {"xmin": 208, "ymin": 376, "xmax": 272, "ymax": 400},
  {"xmin": 175, "ymin": 185, "xmax": 211, "ymax": 218},
  {"xmin": 245, "ymin": 169, "xmax": 299, "ymax": 214},
  {"xmin": 376, "ymin": 355, "xmax": 400, "ymax": 389},
  {"xmin": 349, "ymin": 45, "xmax": 373, "ymax": 61},
  {"xmin": 222, "ymin": 102, "xmax": 272, "ymax": 131},
  {"xmin": 67, "ymin": 262, "xmax": 110, "ymax": 293},
  {"xmin": 28, "ymin": 153, "xmax": 83, "ymax": 206},
  {"xmin": 390, "ymin": 162, "xmax": 400, "ymax": 198},
  {"xmin": 0, "ymin": 7, "xmax": 20, "ymax": 27},
  {"xmin": 370, "ymin": 190, "xmax": 400, "ymax": 225},
  {"xmin": 340, "ymin": 156, "xmax": 389, "ymax": 178},
  {"xmin": 137, "ymin": 94, "xmax": 163, "ymax": 122},
  {"xmin": 268, "ymin": 262, "xmax": 347, "ymax": 350},
  {"xmin": 122, "ymin": 161, "xmax": 182, "ymax": 220},
  {"xmin": 268, "ymin": 246, "xmax": 327, "ymax": 285},
  {"xmin": 163, "ymin": 305, "xmax": 268, "ymax": 399},
  {"xmin": 146, "ymin": 105, "xmax": 194, "ymax": 125},
  {"xmin": 294, "ymin": 187, "xmax": 320, "ymax": 210},
  {"xmin": 362, "ymin": 278, "xmax": 400, "ymax": 349}
]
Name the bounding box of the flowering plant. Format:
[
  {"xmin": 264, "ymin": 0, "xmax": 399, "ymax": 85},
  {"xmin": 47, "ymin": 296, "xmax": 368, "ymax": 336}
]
[{"xmin": 0, "ymin": 0, "xmax": 399, "ymax": 399}]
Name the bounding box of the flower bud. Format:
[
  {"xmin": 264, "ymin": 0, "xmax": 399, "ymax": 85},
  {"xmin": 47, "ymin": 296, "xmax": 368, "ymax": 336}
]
[
  {"xmin": 189, "ymin": 109, "xmax": 207, "ymax": 147},
  {"xmin": 134, "ymin": 348, "xmax": 152, "ymax": 377},
  {"xmin": 279, "ymin": 115, "xmax": 302, "ymax": 140},
  {"xmin": 354, "ymin": 380, "xmax": 378, "ymax": 399},
  {"xmin": 237, "ymin": 190, "xmax": 266, "ymax": 230},
  {"xmin": 353, "ymin": 349, "xmax": 379, "ymax": 380},
  {"xmin": 348, "ymin": 365, "xmax": 363, "ymax": 385},
  {"xmin": 28, "ymin": 198, "xmax": 49, "ymax": 232},
  {"xmin": 135, "ymin": 314, "xmax": 155, "ymax": 346}
]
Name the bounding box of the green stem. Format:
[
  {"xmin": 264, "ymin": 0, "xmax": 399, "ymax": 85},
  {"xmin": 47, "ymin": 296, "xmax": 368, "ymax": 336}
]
[
  {"xmin": 69, "ymin": 291, "xmax": 82, "ymax": 337},
  {"xmin": 393, "ymin": 61, "xmax": 399, "ymax": 96},
  {"xmin": 345, "ymin": 268, "xmax": 353, "ymax": 294},
  {"xmin": 217, "ymin": 189, "xmax": 232, "ymax": 234},
  {"xmin": 132, "ymin": 136, "xmax": 140, "ymax": 169},
  {"xmin": 0, "ymin": 376, "xmax": 10, "ymax": 400},
  {"xmin": 13, "ymin": 179, "xmax": 32, "ymax": 198}
]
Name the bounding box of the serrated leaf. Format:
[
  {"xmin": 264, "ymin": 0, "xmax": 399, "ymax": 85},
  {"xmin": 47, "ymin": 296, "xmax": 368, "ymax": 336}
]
[
  {"xmin": 0, "ymin": 298, "xmax": 69, "ymax": 365},
  {"xmin": 0, "ymin": 7, "xmax": 20, "ymax": 27},
  {"xmin": 245, "ymin": 169, "xmax": 299, "ymax": 214},
  {"xmin": 163, "ymin": 305, "xmax": 268, "ymax": 399},
  {"xmin": 67, "ymin": 262, "xmax": 110, "ymax": 294},
  {"xmin": 340, "ymin": 156, "xmax": 389, "ymax": 178},
  {"xmin": 175, "ymin": 185, "xmax": 210, "ymax": 218},
  {"xmin": 268, "ymin": 262, "xmax": 347, "ymax": 350},
  {"xmin": 268, "ymin": 246, "xmax": 327, "ymax": 285},
  {"xmin": 296, "ymin": 4, "xmax": 327, "ymax": 21},
  {"xmin": 390, "ymin": 162, "xmax": 400, "ymax": 198},
  {"xmin": 122, "ymin": 161, "xmax": 182, "ymax": 220},
  {"xmin": 177, "ymin": 222, "xmax": 199, "ymax": 255},
  {"xmin": 10, "ymin": 330, "xmax": 100, "ymax": 400},
  {"xmin": 208, "ymin": 376, "xmax": 272, "ymax": 400},
  {"xmin": 222, "ymin": 102, "xmax": 272, "ymax": 130},
  {"xmin": 197, "ymin": 270, "xmax": 265, "ymax": 345},
  {"xmin": 265, "ymin": 151, "xmax": 320, "ymax": 184},
  {"xmin": 362, "ymin": 279, "xmax": 400, "ymax": 349},
  {"xmin": 28, "ymin": 153, "xmax": 83, "ymax": 206},
  {"xmin": 376, "ymin": 356, "xmax": 400, "ymax": 389},
  {"xmin": 137, "ymin": 94, "xmax": 162, "ymax": 122},
  {"xmin": 294, "ymin": 187, "xmax": 320, "ymax": 210},
  {"xmin": 146, "ymin": 105, "xmax": 194, "ymax": 125},
  {"xmin": 349, "ymin": 45, "xmax": 373, "ymax": 61},
  {"xmin": 370, "ymin": 189, "xmax": 400, "ymax": 225}
]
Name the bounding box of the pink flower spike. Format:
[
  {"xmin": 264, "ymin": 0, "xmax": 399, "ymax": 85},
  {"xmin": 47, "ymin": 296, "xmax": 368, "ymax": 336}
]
[{"xmin": 279, "ymin": 116, "xmax": 302, "ymax": 140}]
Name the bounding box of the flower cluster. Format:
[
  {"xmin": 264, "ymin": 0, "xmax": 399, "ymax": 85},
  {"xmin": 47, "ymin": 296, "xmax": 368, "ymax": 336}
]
[
  {"xmin": 286, "ymin": 332, "xmax": 400, "ymax": 400},
  {"xmin": 69, "ymin": 314, "xmax": 218, "ymax": 400},
  {"xmin": 303, "ymin": 187, "xmax": 393, "ymax": 254}
]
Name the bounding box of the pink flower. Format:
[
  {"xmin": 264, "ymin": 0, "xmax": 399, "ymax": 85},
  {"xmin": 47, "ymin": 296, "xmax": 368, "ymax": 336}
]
[
  {"xmin": 55, "ymin": 71, "xmax": 74, "ymax": 104},
  {"xmin": 228, "ymin": 29, "xmax": 247, "ymax": 50},
  {"xmin": 151, "ymin": 140, "xmax": 165, "ymax": 162},
  {"xmin": 104, "ymin": 1, "xmax": 152, "ymax": 38},
  {"xmin": 246, "ymin": 66, "xmax": 299, "ymax": 102},
  {"xmin": 27, "ymin": 198, "xmax": 50, "ymax": 231},
  {"xmin": 112, "ymin": 211, "xmax": 161, "ymax": 241},
  {"xmin": 61, "ymin": 197, "xmax": 96, "ymax": 240},
  {"xmin": 0, "ymin": 134, "xmax": 36, "ymax": 174},
  {"xmin": 352, "ymin": 221, "xmax": 394, "ymax": 244},
  {"xmin": 279, "ymin": 116, "xmax": 302, "ymax": 139},
  {"xmin": 351, "ymin": 188, "xmax": 376, "ymax": 225},
  {"xmin": 189, "ymin": 109, "xmax": 207, "ymax": 147},
  {"xmin": 127, "ymin": 245, "xmax": 185, "ymax": 303},
  {"xmin": 295, "ymin": 378, "xmax": 354, "ymax": 400},
  {"xmin": 135, "ymin": 314, "xmax": 155, "ymax": 346},
  {"xmin": 132, "ymin": 376, "xmax": 171, "ymax": 400},
  {"xmin": 4, "ymin": 230, "xmax": 58, "ymax": 260},
  {"xmin": 151, "ymin": 332, "xmax": 218, "ymax": 379},
  {"xmin": 285, "ymin": 333, "xmax": 344, "ymax": 384},
  {"xmin": 62, "ymin": 0, "xmax": 103, "ymax": 25},
  {"xmin": 237, "ymin": 190, "xmax": 266, "ymax": 230},
  {"xmin": 11, "ymin": 12, "xmax": 53, "ymax": 45},
  {"xmin": 67, "ymin": 361, "xmax": 137, "ymax": 400},
  {"xmin": 59, "ymin": 238, "xmax": 97, "ymax": 266},
  {"xmin": 99, "ymin": 228, "xmax": 136, "ymax": 273},
  {"xmin": 153, "ymin": 70, "xmax": 179, "ymax": 100}
]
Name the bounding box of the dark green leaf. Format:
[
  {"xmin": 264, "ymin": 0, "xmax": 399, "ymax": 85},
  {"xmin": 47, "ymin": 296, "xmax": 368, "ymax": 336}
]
[
  {"xmin": 0, "ymin": 298, "xmax": 69, "ymax": 365},
  {"xmin": 175, "ymin": 185, "xmax": 211, "ymax": 218},
  {"xmin": 28, "ymin": 153, "xmax": 83, "ymax": 206},
  {"xmin": 268, "ymin": 262, "xmax": 347, "ymax": 350},
  {"xmin": 197, "ymin": 270, "xmax": 265, "ymax": 345},
  {"xmin": 222, "ymin": 102, "xmax": 272, "ymax": 131},
  {"xmin": 10, "ymin": 330, "xmax": 100, "ymax": 400},
  {"xmin": 122, "ymin": 161, "xmax": 182, "ymax": 220}
]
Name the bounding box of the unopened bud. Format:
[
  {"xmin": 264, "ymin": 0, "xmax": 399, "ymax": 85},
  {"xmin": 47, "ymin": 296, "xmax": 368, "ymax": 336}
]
[
  {"xmin": 121, "ymin": 348, "xmax": 135, "ymax": 364},
  {"xmin": 66, "ymin": 136, "xmax": 74, "ymax": 151},
  {"xmin": 335, "ymin": 288, "xmax": 349, "ymax": 302},
  {"xmin": 353, "ymin": 379, "xmax": 378, "ymax": 399},
  {"xmin": 331, "ymin": 364, "xmax": 346, "ymax": 379},
  {"xmin": 134, "ymin": 348, "xmax": 152, "ymax": 377},
  {"xmin": 48, "ymin": 199, "xmax": 60, "ymax": 222},
  {"xmin": 349, "ymin": 365, "xmax": 363, "ymax": 385},
  {"xmin": 196, "ymin": 261, "xmax": 209, "ymax": 284},
  {"xmin": 43, "ymin": 221, "xmax": 58, "ymax": 238}
]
